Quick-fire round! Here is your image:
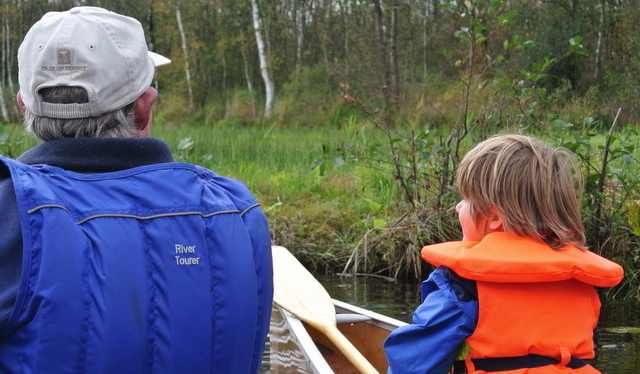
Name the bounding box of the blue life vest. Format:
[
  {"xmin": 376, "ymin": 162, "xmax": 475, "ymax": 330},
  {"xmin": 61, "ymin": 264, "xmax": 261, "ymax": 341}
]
[{"xmin": 0, "ymin": 156, "xmax": 272, "ymax": 374}]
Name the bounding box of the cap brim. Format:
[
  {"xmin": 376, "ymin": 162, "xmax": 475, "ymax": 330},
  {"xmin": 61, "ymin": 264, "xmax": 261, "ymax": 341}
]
[{"xmin": 149, "ymin": 51, "xmax": 171, "ymax": 67}]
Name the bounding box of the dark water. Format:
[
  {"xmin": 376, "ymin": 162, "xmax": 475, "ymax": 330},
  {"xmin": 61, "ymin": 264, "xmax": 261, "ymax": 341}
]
[{"xmin": 263, "ymin": 274, "xmax": 640, "ymax": 373}]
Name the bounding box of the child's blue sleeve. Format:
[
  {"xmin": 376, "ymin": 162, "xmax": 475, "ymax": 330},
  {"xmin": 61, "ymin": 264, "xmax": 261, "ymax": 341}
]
[{"xmin": 383, "ymin": 266, "xmax": 478, "ymax": 374}]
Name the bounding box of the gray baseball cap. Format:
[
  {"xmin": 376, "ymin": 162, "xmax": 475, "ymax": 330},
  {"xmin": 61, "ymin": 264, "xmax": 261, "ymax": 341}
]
[{"xmin": 18, "ymin": 6, "xmax": 171, "ymax": 119}]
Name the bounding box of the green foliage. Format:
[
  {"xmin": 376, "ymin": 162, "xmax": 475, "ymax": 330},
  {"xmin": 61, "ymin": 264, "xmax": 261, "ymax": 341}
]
[
  {"xmin": 0, "ymin": 124, "xmax": 36, "ymax": 159},
  {"xmin": 1, "ymin": 0, "xmax": 640, "ymax": 126},
  {"xmin": 555, "ymin": 118, "xmax": 640, "ymax": 299},
  {"xmin": 2, "ymin": 1, "xmax": 639, "ymax": 297},
  {"xmin": 275, "ymin": 66, "xmax": 346, "ymax": 127},
  {"xmin": 325, "ymin": 1, "xmax": 640, "ymax": 299},
  {"xmin": 630, "ymin": 201, "xmax": 640, "ymax": 237}
]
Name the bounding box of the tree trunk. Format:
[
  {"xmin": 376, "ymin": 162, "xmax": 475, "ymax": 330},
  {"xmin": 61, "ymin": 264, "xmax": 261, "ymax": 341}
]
[
  {"xmin": 175, "ymin": 4, "xmax": 195, "ymax": 113},
  {"xmin": 250, "ymin": 0, "xmax": 274, "ymax": 119},
  {"xmin": 373, "ymin": 0, "xmax": 391, "ymax": 106},
  {"xmin": 423, "ymin": 5, "xmax": 428, "ymax": 81},
  {"xmin": 1, "ymin": 2, "xmax": 12, "ymax": 122},
  {"xmin": 221, "ymin": 54, "xmax": 227, "ymax": 97},
  {"xmin": 242, "ymin": 50, "xmax": 254, "ymax": 95},
  {"xmin": 295, "ymin": 0, "xmax": 306, "ymax": 68},
  {"xmin": 318, "ymin": 0, "xmax": 331, "ymax": 71},
  {"xmin": 339, "ymin": 0, "xmax": 349, "ymax": 75},
  {"xmin": 423, "ymin": 0, "xmax": 438, "ymax": 81},
  {"xmin": 594, "ymin": 0, "xmax": 605, "ymax": 80},
  {"xmin": 0, "ymin": 87, "xmax": 9, "ymax": 123},
  {"xmin": 241, "ymin": 49, "xmax": 257, "ymax": 120},
  {"xmin": 389, "ymin": 2, "xmax": 399, "ymax": 102}
]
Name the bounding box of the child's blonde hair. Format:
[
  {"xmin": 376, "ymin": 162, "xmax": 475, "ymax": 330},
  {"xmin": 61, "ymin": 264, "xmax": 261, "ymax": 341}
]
[{"xmin": 456, "ymin": 134, "xmax": 586, "ymax": 249}]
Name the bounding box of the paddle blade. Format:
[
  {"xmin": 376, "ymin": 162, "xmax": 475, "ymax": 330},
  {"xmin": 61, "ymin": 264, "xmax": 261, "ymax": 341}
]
[
  {"xmin": 272, "ymin": 245, "xmax": 336, "ymax": 327},
  {"xmin": 271, "ymin": 246, "xmax": 381, "ymax": 374}
]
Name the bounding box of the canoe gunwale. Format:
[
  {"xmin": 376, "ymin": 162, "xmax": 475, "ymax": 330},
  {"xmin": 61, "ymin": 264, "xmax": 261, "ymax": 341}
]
[
  {"xmin": 273, "ymin": 304, "xmax": 335, "ymax": 374},
  {"xmin": 270, "ymin": 299, "xmax": 407, "ymax": 374}
]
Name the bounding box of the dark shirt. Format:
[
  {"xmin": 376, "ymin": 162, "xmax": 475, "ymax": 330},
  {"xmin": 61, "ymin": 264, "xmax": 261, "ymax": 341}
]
[{"xmin": 0, "ymin": 137, "xmax": 175, "ymax": 333}]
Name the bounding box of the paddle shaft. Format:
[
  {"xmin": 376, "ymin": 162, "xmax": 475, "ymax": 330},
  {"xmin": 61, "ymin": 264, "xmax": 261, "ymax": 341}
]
[
  {"xmin": 316, "ymin": 322, "xmax": 380, "ymax": 374},
  {"xmin": 271, "ymin": 246, "xmax": 380, "ymax": 374}
]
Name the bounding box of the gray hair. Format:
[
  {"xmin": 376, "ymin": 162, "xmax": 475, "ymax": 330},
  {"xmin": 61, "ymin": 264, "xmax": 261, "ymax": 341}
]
[{"xmin": 23, "ymin": 86, "xmax": 139, "ymax": 142}]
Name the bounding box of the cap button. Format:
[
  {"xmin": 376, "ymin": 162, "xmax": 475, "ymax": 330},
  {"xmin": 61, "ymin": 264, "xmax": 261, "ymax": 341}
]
[{"xmin": 69, "ymin": 7, "xmax": 81, "ymax": 14}]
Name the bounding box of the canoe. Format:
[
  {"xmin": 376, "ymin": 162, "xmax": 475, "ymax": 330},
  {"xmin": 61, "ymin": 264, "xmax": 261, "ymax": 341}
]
[{"xmin": 269, "ymin": 299, "xmax": 408, "ymax": 374}]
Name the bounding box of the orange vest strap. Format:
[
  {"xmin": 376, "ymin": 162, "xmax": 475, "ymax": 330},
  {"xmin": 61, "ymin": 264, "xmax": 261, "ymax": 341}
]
[{"xmin": 469, "ymin": 354, "xmax": 589, "ymax": 371}]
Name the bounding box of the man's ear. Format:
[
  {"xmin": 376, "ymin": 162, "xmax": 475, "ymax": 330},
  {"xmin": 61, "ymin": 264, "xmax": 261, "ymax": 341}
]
[
  {"xmin": 16, "ymin": 92, "xmax": 27, "ymax": 115},
  {"xmin": 133, "ymin": 87, "xmax": 158, "ymax": 136}
]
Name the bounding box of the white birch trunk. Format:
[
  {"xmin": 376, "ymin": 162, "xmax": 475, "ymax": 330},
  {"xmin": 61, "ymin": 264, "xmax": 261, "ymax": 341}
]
[
  {"xmin": 251, "ymin": 0, "xmax": 274, "ymax": 119},
  {"xmin": 175, "ymin": 5, "xmax": 195, "ymax": 113}
]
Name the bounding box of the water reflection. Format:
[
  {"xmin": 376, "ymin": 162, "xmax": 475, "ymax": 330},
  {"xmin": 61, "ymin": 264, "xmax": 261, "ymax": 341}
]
[
  {"xmin": 263, "ymin": 274, "xmax": 640, "ymax": 374},
  {"xmin": 593, "ymin": 301, "xmax": 640, "ymax": 373},
  {"xmin": 315, "ymin": 274, "xmax": 421, "ymax": 322},
  {"xmin": 268, "ymin": 305, "xmax": 317, "ymax": 374}
]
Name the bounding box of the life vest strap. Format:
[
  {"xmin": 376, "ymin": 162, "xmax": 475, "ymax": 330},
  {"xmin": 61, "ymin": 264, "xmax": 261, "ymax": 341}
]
[{"xmin": 463, "ymin": 354, "xmax": 589, "ymax": 372}]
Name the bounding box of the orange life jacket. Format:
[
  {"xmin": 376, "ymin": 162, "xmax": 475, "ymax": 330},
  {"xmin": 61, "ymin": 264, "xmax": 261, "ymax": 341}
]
[{"xmin": 421, "ymin": 232, "xmax": 624, "ymax": 374}]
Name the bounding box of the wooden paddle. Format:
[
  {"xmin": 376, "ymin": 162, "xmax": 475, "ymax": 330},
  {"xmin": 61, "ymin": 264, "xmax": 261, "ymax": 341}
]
[{"xmin": 271, "ymin": 245, "xmax": 380, "ymax": 374}]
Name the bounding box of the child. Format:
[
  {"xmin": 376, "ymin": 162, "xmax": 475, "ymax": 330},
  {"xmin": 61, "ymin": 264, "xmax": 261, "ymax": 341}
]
[{"xmin": 383, "ymin": 134, "xmax": 624, "ymax": 374}]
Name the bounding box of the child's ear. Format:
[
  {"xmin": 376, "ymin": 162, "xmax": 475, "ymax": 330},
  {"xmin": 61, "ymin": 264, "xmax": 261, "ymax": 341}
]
[{"xmin": 487, "ymin": 207, "xmax": 504, "ymax": 232}]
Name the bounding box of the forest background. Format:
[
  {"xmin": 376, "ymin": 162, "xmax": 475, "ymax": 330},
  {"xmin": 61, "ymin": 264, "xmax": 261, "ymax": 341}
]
[{"xmin": 0, "ymin": 0, "xmax": 639, "ymax": 299}]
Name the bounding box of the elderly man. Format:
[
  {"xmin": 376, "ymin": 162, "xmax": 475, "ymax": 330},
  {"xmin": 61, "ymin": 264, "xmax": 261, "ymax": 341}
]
[{"xmin": 0, "ymin": 7, "xmax": 272, "ymax": 374}]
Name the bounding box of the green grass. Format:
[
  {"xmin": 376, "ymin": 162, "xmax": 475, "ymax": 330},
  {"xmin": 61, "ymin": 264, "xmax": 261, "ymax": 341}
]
[{"xmin": 154, "ymin": 124, "xmax": 356, "ymax": 197}]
